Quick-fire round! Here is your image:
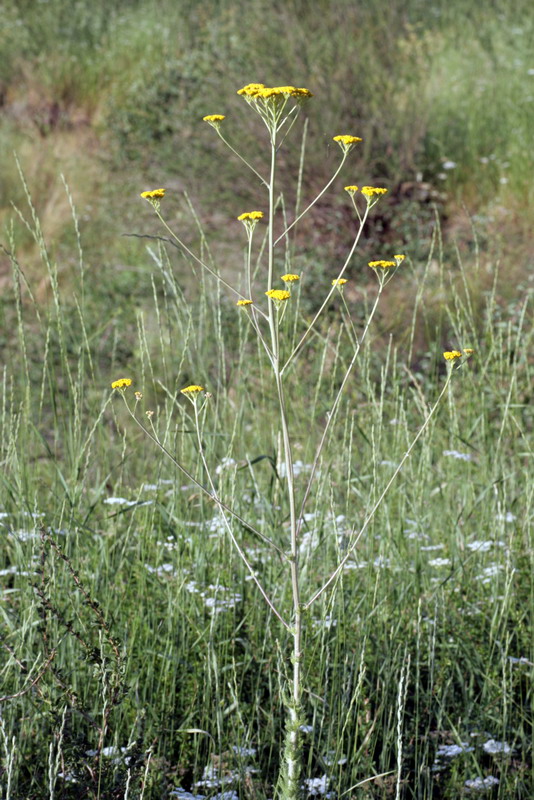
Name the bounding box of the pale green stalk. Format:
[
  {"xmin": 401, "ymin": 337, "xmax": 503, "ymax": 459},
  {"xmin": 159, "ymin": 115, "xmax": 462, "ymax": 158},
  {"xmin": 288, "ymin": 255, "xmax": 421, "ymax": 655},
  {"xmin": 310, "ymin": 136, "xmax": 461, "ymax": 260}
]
[{"xmin": 263, "ymin": 128, "xmax": 304, "ymax": 800}]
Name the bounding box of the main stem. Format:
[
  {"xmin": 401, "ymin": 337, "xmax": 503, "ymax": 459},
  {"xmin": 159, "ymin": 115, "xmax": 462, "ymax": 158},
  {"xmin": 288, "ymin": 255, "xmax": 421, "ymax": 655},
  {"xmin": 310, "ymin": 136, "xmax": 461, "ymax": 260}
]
[{"xmin": 267, "ymin": 133, "xmax": 302, "ymax": 800}]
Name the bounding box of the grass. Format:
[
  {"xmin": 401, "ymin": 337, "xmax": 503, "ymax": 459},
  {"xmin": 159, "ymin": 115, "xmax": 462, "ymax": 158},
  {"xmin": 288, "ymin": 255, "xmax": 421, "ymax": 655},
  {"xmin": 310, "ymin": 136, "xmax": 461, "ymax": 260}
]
[
  {"xmin": 0, "ymin": 2, "xmax": 533, "ymax": 798},
  {"xmin": 1, "ymin": 142, "xmax": 533, "ymax": 799}
]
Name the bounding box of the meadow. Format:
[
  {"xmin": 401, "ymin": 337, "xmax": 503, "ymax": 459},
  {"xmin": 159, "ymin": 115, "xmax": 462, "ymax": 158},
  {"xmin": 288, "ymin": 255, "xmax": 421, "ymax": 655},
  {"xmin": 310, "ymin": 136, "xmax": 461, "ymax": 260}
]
[{"xmin": 0, "ymin": 1, "xmax": 532, "ymax": 798}]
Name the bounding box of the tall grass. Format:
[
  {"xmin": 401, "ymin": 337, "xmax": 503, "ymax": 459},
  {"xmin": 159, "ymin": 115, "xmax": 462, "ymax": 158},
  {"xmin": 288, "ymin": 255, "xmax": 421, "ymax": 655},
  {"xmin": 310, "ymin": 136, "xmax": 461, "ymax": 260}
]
[{"xmin": 0, "ymin": 76, "xmax": 532, "ymax": 799}]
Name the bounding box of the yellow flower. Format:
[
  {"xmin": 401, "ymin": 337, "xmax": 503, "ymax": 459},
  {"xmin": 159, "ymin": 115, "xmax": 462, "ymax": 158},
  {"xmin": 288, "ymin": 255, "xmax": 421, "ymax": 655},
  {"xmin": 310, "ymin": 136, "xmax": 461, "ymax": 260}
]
[
  {"xmin": 266, "ymin": 289, "xmax": 291, "ymax": 302},
  {"xmin": 443, "ymin": 351, "xmax": 463, "ymax": 361},
  {"xmin": 368, "ymin": 260, "xmax": 397, "ymax": 270},
  {"xmin": 237, "ymin": 83, "xmax": 312, "ymax": 101},
  {"xmin": 237, "ymin": 83, "xmax": 266, "ymax": 96},
  {"xmin": 134, "ymin": 391, "xmax": 143, "ymax": 400},
  {"xmin": 361, "ymin": 186, "xmax": 388, "ymax": 199},
  {"xmin": 111, "ymin": 378, "xmax": 132, "ymax": 390},
  {"xmin": 237, "ymin": 211, "xmax": 264, "ymax": 221},
  {"xmin": 202, "ymin": 114, "xmax": 226, "ymax": 123},
  {"xmin": 344, "ymin": 185, "xmax": 359, "ymax": 195},
  {"xmin": 237, "ymin": 299, "xmax": 253, "ymax": 306},
  {"xmin": 332, "ymin": 278, "xmax": 348, "ymax": 286},
  {"xmin": 181, "ymin": 384, "xmax": 205, "ymax": 395},
  {"xmin": 463, "ymin": 348, "xmax": 474, "ymax": 355},
  {"xmin": 393, "ymin": 254, "xmax": 406, "ymax": 263},
  {"xmin": 140, "ymin": 188, "xmax": 165, "ymax": 200},
  {"xmin": 333, "ymin": 135, "xmax": 362, "ymax": 153},
  {"xmin": 280, "ymin": 273, "xmax": 300, "ymax": 283}
]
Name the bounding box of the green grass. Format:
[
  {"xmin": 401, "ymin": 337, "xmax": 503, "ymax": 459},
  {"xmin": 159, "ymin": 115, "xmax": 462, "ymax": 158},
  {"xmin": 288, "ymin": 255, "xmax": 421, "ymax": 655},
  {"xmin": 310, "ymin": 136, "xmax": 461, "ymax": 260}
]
[{"xmin": 0, "ymin": 157, "xmax": 532, "ymax": 798}]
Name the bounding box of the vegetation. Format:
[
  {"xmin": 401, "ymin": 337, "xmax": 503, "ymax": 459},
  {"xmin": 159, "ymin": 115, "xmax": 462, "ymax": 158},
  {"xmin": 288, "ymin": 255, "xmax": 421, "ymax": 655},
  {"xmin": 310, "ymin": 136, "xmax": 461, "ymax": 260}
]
[{"xmin": 0, "ymin": 1, "xmax": 532, "ymax": 798}]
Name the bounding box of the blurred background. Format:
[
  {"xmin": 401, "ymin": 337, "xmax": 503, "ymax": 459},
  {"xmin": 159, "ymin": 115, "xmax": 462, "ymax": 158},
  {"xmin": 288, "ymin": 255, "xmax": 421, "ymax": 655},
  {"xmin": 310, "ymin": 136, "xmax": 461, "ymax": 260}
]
[{"xmin": 1, "ymin": 0, "xmax": 533, "ymax": 338}]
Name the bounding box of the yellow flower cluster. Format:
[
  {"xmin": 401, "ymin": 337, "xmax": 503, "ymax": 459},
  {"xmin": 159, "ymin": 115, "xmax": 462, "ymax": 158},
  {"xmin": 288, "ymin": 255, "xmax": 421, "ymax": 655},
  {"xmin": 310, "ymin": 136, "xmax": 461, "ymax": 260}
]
[
  {"xmin": 361, "ymin": 186, "xmax": 388, "ymax": 198},
  {"xmin": 237, "ymin": 299, "xmax": 253, "ymax": 306},
  {"xmin": 280, "ymin": 273, "xmax": 300, "ymax": 282},
  {"xmin": 443, "ymin": 349, "xmax": 474, "ymax": 361},
  {"xmin": 202, "ymin": 114, "xmax": 226, "ymax": 123},
  {"xmin": 111, "ymin": 378, "xmax": 132, "ymax": 389},
  {"xmin": 266, "ymin": 289, "xmax": 291, "ymax": 302},
  {"xmin": 393, "ymin": 254, "xmax": 406, "ymax": 262},
  {"xmin": 181, "ymin": 385, "xmax": 205, "ymax": 395},
  {"xmin": 333, "ymin": 135, "xmax": 362, "ymax": 147},
  {"xmin": 368, "ymin": 260, "xmax": 397, "ymax": 270},
  {"xmin": 237, "ymin": 211, "xmax": 264, "ymax": 221},
  {"xmin": 140, "ymin": 188, "xmax": 165, "ymax": 200},
  {"xmin": 332, "ymin": 278, "xmax": 348, "ymax": 286},
  {"xmin": 344, "ymin": 185, "xmax": 359, "ymax": 195},
  {"xmin": 237, "ymin": 83, "xmax": 312, "ymax": 100}
]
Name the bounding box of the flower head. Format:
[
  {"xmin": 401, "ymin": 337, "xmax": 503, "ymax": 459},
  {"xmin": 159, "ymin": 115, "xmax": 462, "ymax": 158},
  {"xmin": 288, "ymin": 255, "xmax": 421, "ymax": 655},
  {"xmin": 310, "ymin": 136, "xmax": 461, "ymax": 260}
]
[
  {"xmin": 368, "ymin": 260, "xmax": 397, "ymax": 270},
  {"xmin": 237, "ymin": 210, "xmax": 264, "ymax": 237},
  {"xmin": 237, "ymin": 83, "xmax": 312, "ymax": 134},
  {"xmin": 140, "ymin": 188, "xmax": 165, "ymax": 210},
  {"xmin": 332, "ymin": 278, "xmax": 348, "ymax": 286},
  {"xmin": 181, "ymin": 384, "xmax": 205, "ymax": 396},
  {"xmin": 238, "ymin": 83, "xmax": 312, "ymax": 101},
  {"xmin": 393, "ymin": 254, "xmax": 406, "ymax": 263},
  {"xmin": 140, "ymin": 188, "xmax": 165, "ymax": 200},
  {"xmin": 111, "ymin": 378, "xmax": 132, "ymax": 390},
  {"xmin": 266, "ymin": 289, "xmax": 291, "ymax": 302},
  {"xmin": 237, "ymin": 83, "xmax": 266, "ymax": 96},
  {"xmin": 280, "ymin": 273, "xmax": 300, "ymax": 283},
  {"xmin": 203, "ymin": 114, "xmax": 225, "ymax": 124},
  {"xmin": 463, "ymin": 348, "xmax": 474, "ymax": 355},
  {"xmin": 333, "ymin": 135, "xmax": 362, "ymax": 153},
  {"xmin": 134, "ymin": 391, "xmax": 143, "ymax": 400},
  {"xmin": 361, "ymin": 186, "xmax": 388, "ymax": 201},
  {"xmin": 344, "ymin": 185, "xmax": 359, "ymax": 195},
  {"xmin": 443, "ymin": 351, "xmax": 463, "ymax": 361},
  {"xmin": 237, "ymin": 299, "xmax": 253, "ymax": 306},
  {"xmin": 203, "ymin": 114, "xmax": 225, "ymax": 131},
  {"xmin": 237, "ymin": 211, "xmax": 264, "ymax": 221}
]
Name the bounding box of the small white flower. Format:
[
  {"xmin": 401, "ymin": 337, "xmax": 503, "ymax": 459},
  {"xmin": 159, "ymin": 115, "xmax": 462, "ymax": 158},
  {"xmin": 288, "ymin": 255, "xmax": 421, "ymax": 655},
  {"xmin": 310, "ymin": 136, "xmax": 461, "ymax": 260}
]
[
  {"xmin": 467, "ymin": 540, "xmax": 493, "ymax": 552},
  {"xmin": 464, "ymin": 776, "xmax": 499, "ymax": 790},
  {"xmin": 443, "ymin": 449, "xmax": 473, "ymax": 461},
  {"xmin": 436, "ymin": 743, "xmax": 474, "ymax": 758},
  {"xmin": 483, "ymin": 739, "xmax": 512, "ymax": 755}
]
